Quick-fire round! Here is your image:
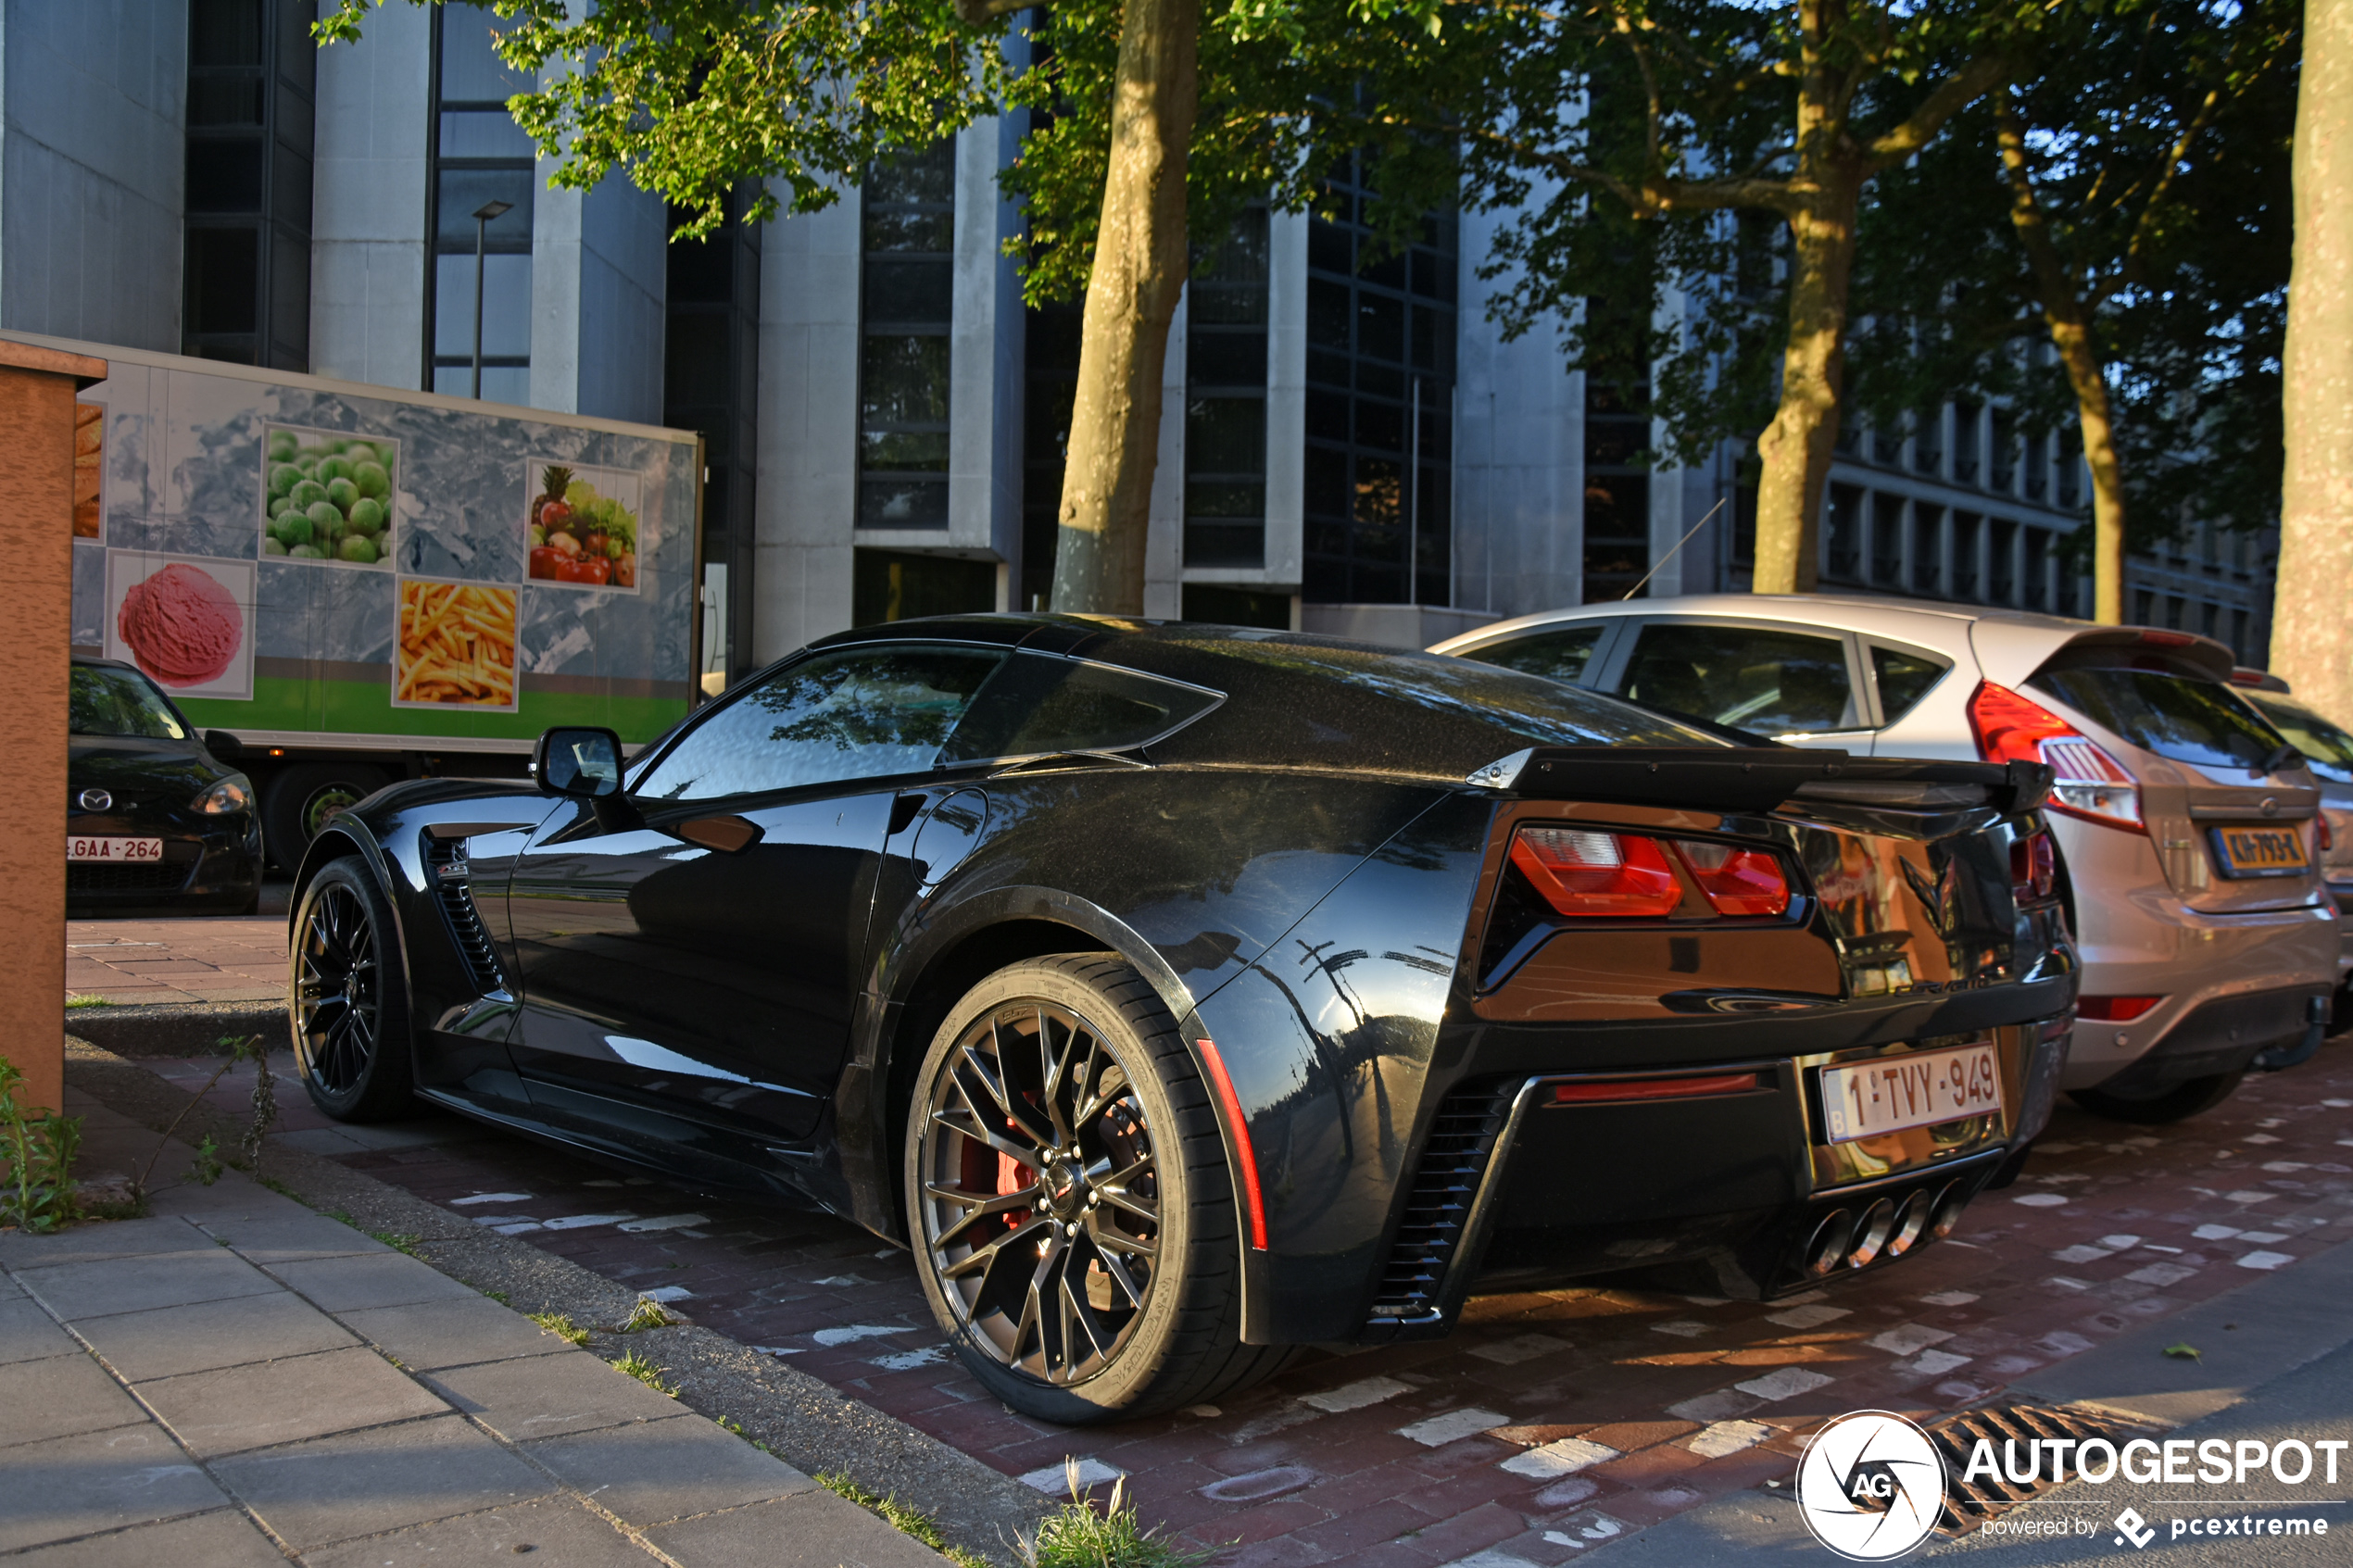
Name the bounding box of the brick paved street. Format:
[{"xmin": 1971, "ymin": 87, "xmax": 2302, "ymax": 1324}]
[
  {"xmin": 126, "ymin": 1030, "xmax": 2353, "ymax": 1566},
  {"xmin": 67, "ymin": 907, "xmax": 288, "ymax": 1008}
]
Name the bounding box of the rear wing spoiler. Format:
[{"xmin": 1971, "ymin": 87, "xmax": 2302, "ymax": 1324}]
[{"xmin": 1464, "ymin": 747, "xmax": 2054, "ymax": 817}]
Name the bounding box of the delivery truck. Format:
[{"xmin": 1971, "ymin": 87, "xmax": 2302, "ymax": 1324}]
[{"xmin": 21, "ymin": 330, "xmax": 703, "ymax": 869}]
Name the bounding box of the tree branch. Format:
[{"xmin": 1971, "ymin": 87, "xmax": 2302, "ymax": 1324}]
[{"xmin": 1862, "ymin": 55, "xmax": 2010, "ymax": 174}]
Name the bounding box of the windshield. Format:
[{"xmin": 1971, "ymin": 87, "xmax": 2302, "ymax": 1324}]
[
  {"xmin": 2246, "ymin": 693, "xmax": 2353, "ymax": 786},
  {"xmin": 2031, "ymin": 665, "xmax": 2290, "ymax": 773},
  {"xmin": 69, "ymin": 664, "xmax": 188, "ymax": 740}
]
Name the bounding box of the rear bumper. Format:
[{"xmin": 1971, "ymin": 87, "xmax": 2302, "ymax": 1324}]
[
  {"xmin": 2090, "ymin": 985, "xmax": 2334, "ymax": 1095},
  {"xmin": 1347, "ymin": 1015, "xmax": 2068, "ymax": 1341}
]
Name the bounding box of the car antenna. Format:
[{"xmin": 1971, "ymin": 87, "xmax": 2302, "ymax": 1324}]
[{"xmin": 1622, "ymin": 498, "xmax": 1728, "ymax": 601}]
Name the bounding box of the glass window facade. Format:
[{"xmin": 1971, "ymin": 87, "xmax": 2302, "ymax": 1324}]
[
  {"xmin": 1185, "ymin": 207, "xmax": 1269, "ymax": 568},
  {"xmin": 182, "ymin": 0, "xmax": 315, "ymax": 368},
  {"xmin": 666, "ymin": 192, "xmax": 762, "ymax": 686},
  {"xmin": 426, "ymin": 10, "xmax": 534, "ymax": 400},
  {"xmin": 859, "ymin": 142, "xmax": 956, "ymax": 530},
  {"xmin": 1303, "ymin": 154, "xmax": 1456, "ymax": 605}
]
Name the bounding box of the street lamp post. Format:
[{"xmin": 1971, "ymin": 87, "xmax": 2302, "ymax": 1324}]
[{"xmin": 470, "ymin": 199, "xmax": 513, "ymax": 399}]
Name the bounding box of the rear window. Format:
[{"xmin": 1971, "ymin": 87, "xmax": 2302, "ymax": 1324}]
[
  {"xmin": 941, "ymin": 652, "xmax": 1224, "ymax": 762},
  {"xmin": 2246, "ymin": 694, "xmax": 2353, "ymax": 786},
  {"xmin": 2032, "ymin": 666, "xmax": 2289, "ymax": 772},
  {"xmin": 1870, "ymin": 646, "xmax": 1952, "ymax": 726},
  {"xmin": 69, "ymin": 664, "xmax": 187, "ymax": 739}
]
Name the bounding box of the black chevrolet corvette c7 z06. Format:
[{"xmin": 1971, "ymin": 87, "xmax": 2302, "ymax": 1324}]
[{"xmin": 287, "ymin": 615, "xmax": 2074, "ymax": 1423}]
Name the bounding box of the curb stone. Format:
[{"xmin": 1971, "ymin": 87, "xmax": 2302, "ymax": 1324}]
[{"xmin": 62, "ymin": 1035, "xmax": 1055, "ymax": 1566}]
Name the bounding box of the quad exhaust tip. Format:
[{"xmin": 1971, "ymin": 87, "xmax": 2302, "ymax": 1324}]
[{"xmin": 1803, "ymin": 1179, "xmax": 1972, "ymax": 1277}]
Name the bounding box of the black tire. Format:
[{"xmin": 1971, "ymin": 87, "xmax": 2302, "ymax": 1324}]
[
  {"xmin": 2070, "ymin": 1069, "xmax": 2245, "ymax": 1124},
  {"xmin": 263, "ymin": 763, "xmax": 389, "ymax": 872},
  {"xmin": 903, "ymin": 954, "xmax": 1290, "ymax": 1424},
  {"xmin": 289, "ymin": 857, "xmax": 415, "ymax": 1123}
]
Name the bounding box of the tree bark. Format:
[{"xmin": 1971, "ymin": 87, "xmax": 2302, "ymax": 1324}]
[
  {"xmin": 1751, "ymin": 186, "xmax": 1859, "ymax": 595},
  {"xmin": 1995, "ymin": 101, "xmax": 2126, "ymax": 623},
  {"xmin": 1049, "ymin": 0, "xmax": 1199, "ymax": 614},
  {"xmin": 2277, "ymin": 0, "xmax": 2353, "ymax": 707}
]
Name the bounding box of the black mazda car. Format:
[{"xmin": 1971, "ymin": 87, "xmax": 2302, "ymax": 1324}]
[
  {"xmin": 287, "ymin": 616, "xmax": 2074, "ymax": 1422},
  {"xmin": 69, "ymin": 657, "xmax": 262, "ymax": 916}
]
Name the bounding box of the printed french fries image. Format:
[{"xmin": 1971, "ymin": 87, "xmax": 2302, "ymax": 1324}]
[{"xmin": 396, "ymin": 580, "xmax": 518, "ymax": 709}]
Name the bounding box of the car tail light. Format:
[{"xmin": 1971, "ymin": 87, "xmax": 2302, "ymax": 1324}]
[
  {"xmin": 1967, "ymin": 682, "xmax": 2145, "ymax": 833},
  {"xmin": 2322, "ymin": 816, "xmax": 2335, "ymax": 854},
  {"xmin": 1512, "ymin": 829, "xmax": 1682, "ymax": 917},
  {"xmin": 1675, "ymin": 839, "xmax": 1792, "ymax": 916},
  {"xmin": 1510, "ymin": 829, "xmax": 1792, "ymax": 919},
  {"xmin": 2009, "ymin": 829, "xmax": 2057, "ymax": 901},
  {"xmin": 2078, "ymin": 996, "xmax": 2162, "ymax": 1022}
]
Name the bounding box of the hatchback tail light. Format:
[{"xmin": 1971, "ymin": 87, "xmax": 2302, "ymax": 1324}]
[
  {"xmin": 2078, "ymin": 995, "xmax": 2162, "ymax": 1022},
  {"xmin": 2009, "ymin": 829, "xmax": 2057, "ymax": 902},
  {"xmin": 1510, "ymin": 828, "xmax": 1792, "ymax": 919},
  {"xmin": 1966, "ymin": 682, "xmax": 2145, "ymax": 833}
]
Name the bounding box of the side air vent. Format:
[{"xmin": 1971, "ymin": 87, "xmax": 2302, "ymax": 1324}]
[
  {"xmin": 425, "ymin": 835, "xmax": 504, "ymax": 993},
  {"xmin": 1367, "ymin": 1082, "xmax": 1516, "ymax": 1323}
]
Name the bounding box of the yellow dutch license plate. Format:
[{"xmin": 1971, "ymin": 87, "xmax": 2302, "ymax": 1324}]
[{"xmin": 2211, "ymin": 824, "xmax": 2309, "ymax": 879}]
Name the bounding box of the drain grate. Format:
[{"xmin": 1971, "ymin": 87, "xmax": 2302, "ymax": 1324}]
[{"xmin": 1922, "ymin": 1402, "xmax": 2163, "ymax": 1535}]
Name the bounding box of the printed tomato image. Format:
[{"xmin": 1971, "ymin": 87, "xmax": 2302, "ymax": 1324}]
[{"xmin": 522, "ymin": 457, "xmax": 642, "ymax": 593}]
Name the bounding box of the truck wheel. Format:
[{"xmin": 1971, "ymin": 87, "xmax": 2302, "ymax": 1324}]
[
  {"xmin": 265, "ymin": 763, "xmax": 389, "ymax": 871},
  {"xmin": 289, "ymin": 857, "xmax": 415, "ymax": 1123},
  {"xmin": 905, "ymin": 955, "xmax": 1289, "ymax": 1424},
  {"xmin": 2070, "ymin": 1070, "xmax": 2244, "ymax": 1124}
]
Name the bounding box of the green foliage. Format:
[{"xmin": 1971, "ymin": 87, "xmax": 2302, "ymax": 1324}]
[
  {"xmin": 1017, "ymin": 1465, "xmax": 1219, "ymax": 1568},
  {"xmin": 529, "ymin": 1311, "xmax": 591, "ymax": 1347},
  {"xmin": 371, "ymin": 1230, "xmax": 424, "ymax": 1257},
  {"xmin": 612, "ymin": 1348, "xmax": 676, "ymax": 1395},
  {"xmin": 65, "ymin": 994, "xmax": 111, "ymax": 1010},
  {"xmin": 0, "ymin": 1060, "xmax": 83, "ymax": 1234},
  {"xmin": 621, "ymin": 1297, "xmax": 677, "ymax": 1333},
  {"xmin": 817, "ymin": 1472, "xmax": 990, "ymax": 1568},
  {"xmin": 187, "ymin": 1135, "xmax": 226, "ymax": 1187}
]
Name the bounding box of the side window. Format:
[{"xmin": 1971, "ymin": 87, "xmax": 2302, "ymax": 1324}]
[
  {"xmin": 941, "ymin": 653, "xmax": 1224, "ymax": 762},
  {"xmin": 1869, "ymin": 646, "xmax": 1953, "ymax": 727},
  {"xmin": 1615, "ymin": 623, "xmax": 1856, "ymax": 735},
  {"xmin": 635, "ymin": 646, "xmax": 1005, "ymax": 802},
  {"xmin": 1462, "ymin": 625, "xmax": 1604, "ymax": 684}
]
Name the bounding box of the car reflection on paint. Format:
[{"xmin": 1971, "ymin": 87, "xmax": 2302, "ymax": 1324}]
[{"xmin": 283, "ymin": 614, "xmax": 2073, "ymax": 1424}]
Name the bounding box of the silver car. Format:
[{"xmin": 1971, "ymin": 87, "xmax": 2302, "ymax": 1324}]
[
  {"xmin": 1431, "ymin": 594, "xmax": 2338, "ymax": 1123},
  {"xmin": 2230, "ymin": 676, "xmax": 2353, "ymax": 1023}
]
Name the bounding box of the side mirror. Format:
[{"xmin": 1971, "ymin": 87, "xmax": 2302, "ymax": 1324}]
[
  {"xmin": 535, "ymin": 727, "xmax": 624, "ymax": 799},
  {"xmin": 205, "ymin": 730, "xmax": 245, "ymax": 760}
]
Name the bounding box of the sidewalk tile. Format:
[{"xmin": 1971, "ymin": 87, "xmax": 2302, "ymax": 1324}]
[
  {"xmin": 21, "ymin": 1248, "xmax": 278, "ymax": 1323},
  {"xmin": 305, "ymin": 1496, "xmax": 657, "ymax": 1568},
  {"xmin": 210, "ymin": 1412, "xmax": 555, "ymax": 1550},
  {"xmin": 0, "ymin": 1354, "xmax": 149, "ymax": 1449},
  {"xmin": 519, "ymin": 1413, "xmax": 815, "ymax": 1527},
  {"xmin": 426, "ymin": 1349, "xmax": 687, "ymax": 1443},
  {"xmin": 0, "ymin": 1424, "xmax": 226, "ymax": 1553},
  {"xmin": 0, "ymin": 1215, "xmax": 202, "ymax": 1272},
  {"xmin": 0, "ymin": 1298, "xmax": 80, "ymax": 1366},
  {"xmin": 136, "ymin": 1345, "xmax": 447, "ymax": 1459},
  {"xmin": 338, "ymin": 1295, "xmax": 575, "ymax": 1373},
  {"xmin": 197, "ymin": 1206, "xmax": 388, "ymax": 1264},
  {"xmin": 648, "ymin": 1488, "xmax": 951, "ymax": 1568},
  {"xmin": 1, "ymin": 1507, "xmax": 286, "ymax": 1567},
  {"xmin": 268, "ymin": 1251, "xmax": 482, "ymax": 1312},
  {"xmin": 73, "ymin": 1290, "xmax": 358, "ymax": 1383}
]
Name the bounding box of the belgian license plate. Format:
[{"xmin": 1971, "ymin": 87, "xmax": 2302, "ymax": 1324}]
[
  {"xmin": 68, "ymin": 835, "xmax": 163, "ymax": 862},
  {"xmin": 2211, "ymin": 823, "xmax": 2310, "ymax": 879},
  {"xmin": 1820, "ymin": 1043, "xmax": 2003, "ymax": 1143}
]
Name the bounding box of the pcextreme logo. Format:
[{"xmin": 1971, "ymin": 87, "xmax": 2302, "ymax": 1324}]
[{"xmin": 1794, "ymin": 1411, "xmax": 1947, "ymax": 1562}]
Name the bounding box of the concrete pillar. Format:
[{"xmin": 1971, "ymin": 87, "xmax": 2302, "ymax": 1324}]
[
  {"xmin": 309, "ymin": 1, "xmax": 431, "ymax": 389},
  {"xmin": 4, "ymin": 337, "xmax": 106, "ymax": 1113},
  {"xmin": 530, "ymin": 179, "xmax": 667, "ymax": 424}
]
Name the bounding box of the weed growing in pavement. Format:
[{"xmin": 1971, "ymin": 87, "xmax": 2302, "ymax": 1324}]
[
  {"xmin": 620, "ymin": 1297, "xmax": 676, "ymax": 1333},
  {"xmin": 1017, "ymin": 1463, "xmax": 1221, "ymax": 1568},
  {"xmin": 0, "ymin": 1060, "xmax": 83, "ymax": 1234},
  {"xmin": 65, "ymin": 995, "xmax": 110, "ymax": 1010},
  {"xmin": 612, "ymin": 1350, "xmax": 674, "ymax": 1396},
  {"xmin": 257, "ymin": 1174, "xmax": 298, "ymax": 1199},
  {"xmin": 484, "ymin": 1289, "xmax": 510, "ymax": 1306},
  {"xmin": 370, "ymin": 1230, "xmax": 422, "ymax": 1257},
  {"xmin": 817, "ymin": 1473, "xmax": 988, "ymax": 1568},
  {"xmin": 529, "ymin": 1311, "xmax": 589, "ymax": 1347},
  {"xmin": 187, "ymin": 1135, "xmax": 226, "ymax": 1186}
]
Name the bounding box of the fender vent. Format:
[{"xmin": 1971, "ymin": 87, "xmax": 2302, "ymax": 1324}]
[
  {"xmin": 1368, "ymin": 1082, "xmax": 1516, "ymax": 1322},
  {"xmin": 426, "ymin": 836, "xmax": 504, "ymax": 993}
]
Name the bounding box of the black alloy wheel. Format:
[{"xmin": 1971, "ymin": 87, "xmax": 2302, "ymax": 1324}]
[
  {"xmin": 290, "ymin": 857, "xmax": 415, "ymax": 1122},
  {"xmin": 906, "ymin": 955, "xmax": 1290, "ymax": 1423}
]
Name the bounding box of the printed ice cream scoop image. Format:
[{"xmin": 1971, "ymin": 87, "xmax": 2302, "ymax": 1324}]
[{"xmin": 118, "ymin": 562, "xmax": 245, "ymax": 686}]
